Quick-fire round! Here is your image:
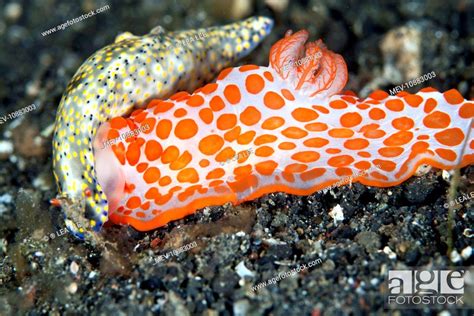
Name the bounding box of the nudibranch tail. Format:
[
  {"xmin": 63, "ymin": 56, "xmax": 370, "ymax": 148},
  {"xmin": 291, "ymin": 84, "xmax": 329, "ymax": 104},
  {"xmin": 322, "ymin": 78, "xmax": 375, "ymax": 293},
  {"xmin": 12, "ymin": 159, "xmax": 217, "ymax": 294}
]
[
  {"xmin": 93, "ymin": 30, "xmax": 473, "ymax": 232},
  {"xmin": 52, "ymin": 17, "xmax": 274, "ymax": 239}
]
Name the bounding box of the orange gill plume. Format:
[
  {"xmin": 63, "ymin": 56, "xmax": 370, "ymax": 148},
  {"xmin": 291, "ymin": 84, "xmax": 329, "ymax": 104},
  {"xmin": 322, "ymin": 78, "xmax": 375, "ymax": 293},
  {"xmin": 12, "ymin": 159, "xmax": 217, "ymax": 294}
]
[{"xmin": 269, "ymin": 29, "xmax": 348, "ymax": 98}]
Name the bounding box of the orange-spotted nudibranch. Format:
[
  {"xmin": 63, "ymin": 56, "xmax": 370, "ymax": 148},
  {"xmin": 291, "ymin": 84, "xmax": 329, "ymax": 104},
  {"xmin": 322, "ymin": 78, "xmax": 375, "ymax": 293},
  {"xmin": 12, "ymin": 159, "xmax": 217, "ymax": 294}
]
[
  {"xmin": 51, "ymin": 17, "xmax": 274, "ymax": 239},
  {"xmin": 94, "ymin": 29, "xmax": 474, "ymax": 232}
]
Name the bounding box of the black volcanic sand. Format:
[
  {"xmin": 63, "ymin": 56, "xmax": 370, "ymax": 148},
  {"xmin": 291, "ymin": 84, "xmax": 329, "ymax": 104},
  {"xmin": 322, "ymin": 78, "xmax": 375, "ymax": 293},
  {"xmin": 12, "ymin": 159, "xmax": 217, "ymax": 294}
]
[{"xmin": 0, "ymin": 0, "xmax": 473, "ymax": 315}]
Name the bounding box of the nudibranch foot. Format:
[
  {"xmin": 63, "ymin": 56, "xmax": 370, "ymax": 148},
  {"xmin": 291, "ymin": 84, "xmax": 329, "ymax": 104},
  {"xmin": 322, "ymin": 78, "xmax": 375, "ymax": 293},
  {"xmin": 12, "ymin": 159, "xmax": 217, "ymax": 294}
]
[
  {"xmin": 52, "ymin": 16, "xmax": 274, "ymax": 240},
  {"xmin": 93, "ymin": 30, "xmax": 474, "ymax": 232}
]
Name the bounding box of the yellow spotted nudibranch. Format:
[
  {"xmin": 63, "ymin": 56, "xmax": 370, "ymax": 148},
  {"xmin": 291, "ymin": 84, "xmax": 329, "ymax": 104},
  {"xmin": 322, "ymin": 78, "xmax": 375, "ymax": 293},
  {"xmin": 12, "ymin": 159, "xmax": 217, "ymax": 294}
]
[
  {"xmin": 93, "ymin": 29, "xmax": 474, "ymax": 231},
  {"xmin": 52, "ymin": 17, "xmax": 274, "ymax": 239}
]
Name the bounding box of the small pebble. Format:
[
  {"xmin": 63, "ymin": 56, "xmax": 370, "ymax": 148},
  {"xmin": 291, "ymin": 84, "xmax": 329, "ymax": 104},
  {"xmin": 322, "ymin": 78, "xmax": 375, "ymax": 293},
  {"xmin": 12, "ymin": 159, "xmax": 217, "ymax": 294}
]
[
  {"xmin": 329, "ymin": 204, "xmax": 344, "ymax": 224},
  {"xmin": 461, "ymin": 246, "xmax": 472, "ymax": 260},
  {"xmin": 5, "ymin": 3, "xmax": 22, "ymax": 22},
  {"xmin": 67, "ymin": 282, "xmax": 78, "ymax": 294},
  {"xmin": 233, "ymin": 299, "xmax": 250, "ymax": 316},
  {"xmin": 442, "ymin": 170, "xmax": 451, "ymax": 181},
  {"xmin": 449, "ymin": 250, "xmax": 461, "ymax": 263},
  {"xmin": 70, "ymin": 261, "xmax": 79, "ymax": 275},
  {"xmin": 0, "ymin": 141, "xmax": 13, "ymax": 160},
  {"xmin": 235, "ymin": 261, "xmax": 255, "ymax": 278},
  {"xmin": 383, "ymin": 246, "xmax": 397, "ymax": 260},
  {"xmin": 414, "ymin": 164, "xmax": 431, "ymax": 176}
]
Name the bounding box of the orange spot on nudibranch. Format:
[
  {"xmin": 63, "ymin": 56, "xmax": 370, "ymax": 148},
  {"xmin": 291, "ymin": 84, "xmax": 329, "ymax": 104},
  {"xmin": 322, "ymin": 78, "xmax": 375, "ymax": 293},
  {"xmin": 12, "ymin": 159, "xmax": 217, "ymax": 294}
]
[
  {"xmin": 237, "ymin": 131, "xmax": 256, "ymax": 145},
  {"xmin": 153, "ymin": 101, "xmax": 174, "ymax": 114},
  {"xmin": 107, "ymin": 129, "xmax": 120, "ymax": 141},
  {"xmin": 263, "ymin": 91, "xmax": 285, "ymax": 110},
  {"xmin": 216, "ymin": 147, "xmax": 236, "ymax": 162},
  {"xmin": 206, "ymin": 168, "xmax": 225, "ymax": 180},
  {"xmin": 411, "ymin": 141, "xmax": 430, "ymax": 154},
  {"xmin": 300, "ymin": 168, "xmax": 326, "ymax": 181},
  {"xmin": 254, "ymin": 134, "xmax": 277, "ymax": 145},
  {"xmin": 459, "ymin": 103, "xmax": 474, "ymax": 118},
  {"xmin": 279, "ymin": 142, "xmax": 296, "ymax": 150},
  {"xmin": 144, "ymin": 140, "xmax": 162, "ymax": 161},
  {"xmin": 186, "ymin": 95, "xmax": 204, "ymax": 107},
  {"xmin": 199, "ymin": 108, "xmax": 214, "ymax": 124},
  {"xmin": 404, "ymin": 94, "xmax": 423, "ymax": 107},
  {"xmin": 110, "ymin": 117, "xmax": 128, "ymax": 129},
  {"xmin": 383, "ymin": 131, "xmax": 413, "ymax": 146},
  {"xmin": 143, "ymin": 167, "xmax": 161, "ymax": 183},
  {"xmin": 126, "ymin": 196, "xmax": 141, "ymax": 209},
  {"xmin": 373, "ymin": 159, "xmax": 397, "ymax": 172},
  {"xmin": 240, "ymin": 106, "xmax": 261, "ymax": 126},
  {"xmin": 224, "ymin": 84, "xmax": 241, "ymax": 104},
  {"xmin": 210, "ymin": 95, "xmax": 225, "ymax": 111},
  {"xmin": 217, "ymin": 67, "xmax": 232, "ymax": 81},
  {"xmin": 262, "ymin": 117, "xmax": 285, "ymax": 130},
  {"xmin": 423, "ymin": 98, "xmax": 438, "ymax": 113},
  {"xmin": 385, "ymin": 99, "xmax": 404, "ymax": 112},
  {"xmin": 126, "ymin": 142, "xmax": 141, "ymax": 166},
  {"xmin": 343, "ymin": 138, "xmax": 369, "ymax": 150},
  {"xmin": 199, "ymin": 159, "xmax": 210, "ymax": 168},
  {"xmin": 363, "ymin": 129, "xmax": 386, "ymax": 139},
  {"xmin": 224, "ymin": 126, "xmax": 241, "ymax": 142},
  {"xmin": 281, "ymin": 127, "xmax": 308, "ymax": 139},
  {"xmin": 312, "ymin": 105, "xmax": 330, "ymax": 114},
  {"xmin": 161, "ymin": 146, "xmax": 179, "ymax": 163},
  {"xmin": 292, "ymin": 108, "xmax": 318, "ymax": 122},
  {"xmin": 335, "ymin": 168, "xmax": 353, "ymax": 177},
  {"xmin": 329, "ymin": 100, "xmax": 347, "ymax": 109},
  {"xmin": 200, "ymin": 83, "xmax": 218, "ymax": 95},
  {"xmin": 170, "ymin": 91, "xmax": 190, "ymax": 101},
  {"xmin": 199, "ymin": 135, "xmax": 224, "ymax": 155},
  {"xmin": 435, "ymin": 148, "xmax": 457, "ymax": 161},
  {"xmin": 392, "ymin": 117, "xmax": 415, "ymax": 130},
  {"xmin": 378, "ymin": 147, "xmax": 404, "ymax": 157},
  {"xmin": 255, "ymin": 146, "xmax": 274, "ymax": 157},
  {"xmin": 174, "ymin": 108, "xmax": 187, "ymax": 117},
  {"xmin": 217, "ymin": 114, "xmax": 237, "ymax": 130},
  {"xmin": 281, "ymin": 89, "xmax": 295, "ymax": 101},
  {"xmin": 291, "ymin": 151, "xmax": 320, "ymax": 163},
  {"xmin": 370, "ymin": 90, "xmax": 389, "ymax": 100},
  {"xmin": 177, "ymin": 168, "xmax": 199, "ymax": 183},
  {"xmin": 328, "ymin": 128, "xmax": 354, "ymax": 138},
  {"xmin": 245, "ymin": 74, "xmax": 265, "ymax": 94},
  {"xmin": 328, "ymin": 155, "xmax": 354, "ymax": 167},
  {"xmin": 340, "ymin": 112, "xmax": 363, "ymax": 128},
  {"xmin": 170, "ymin": 151, "xmax": 192, "ymax": 170},
  {"xmin": 369, "ymin": 108, "xmax": 386, "ymax": 120},
  {"xmin": 263, "ymin": 71, "xmax": 274, "ymax": 82},
  {"xmin": 255, "ymin": 160, "xmax": 278, "ymax": 176},
  {"xmin": 159, "ymin": 176, "xmax": 172, "ymax": 186},
  {"xmin": 354, "ymin": 161, "xmax": 371, "ymax": 170},
  {"xmin": 443, "ymin": 89, "xmax": 464, "ymax": 104},
  {"xmin": 304, "ymin": 122, "xmax": 328, "ymax": 131},
  {"xmin": 136, "ymin": 162, "xmax": 148, "ymax": 173},
  {"xmin": 284, "ymin": 163, "xmax": 307, "ymax": 173},
  {"xmin": 156, "ymin": 119, "xmax": 172, "ymax": 140},
  {"xmin": 174, "ymin": 119, "xmax": 198, "ymax": 139},
  {"xmin": 423, "ymin": 111, "xmax": 451, "ymax": 129},
  {"xmin": 239, "ymin": 65, "xmax": 260, "ymax": 72},
  {"xmin": 303, "ymin": 137, "xmax": 329, "ymax": 148},
  {"xmin": 434, "ymin": 128, "xmax": 465, "ymax": 146},
  {"xmin": 145, "ymin": 188, "xmax": 160, "ymax": 200}
]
